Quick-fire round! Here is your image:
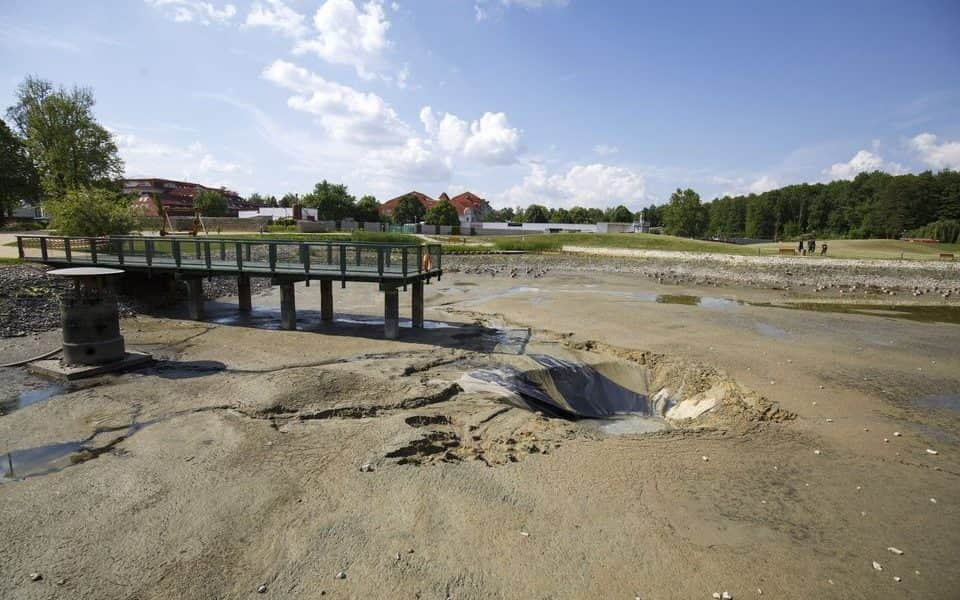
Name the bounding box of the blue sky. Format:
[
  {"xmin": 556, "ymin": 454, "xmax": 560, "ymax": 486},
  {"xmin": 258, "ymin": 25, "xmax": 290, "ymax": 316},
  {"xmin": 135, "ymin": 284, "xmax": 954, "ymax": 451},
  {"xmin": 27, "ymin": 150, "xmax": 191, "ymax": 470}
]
[{"xmin": 2, "ymin": 0, "xmax": 959, "ymax": 209}]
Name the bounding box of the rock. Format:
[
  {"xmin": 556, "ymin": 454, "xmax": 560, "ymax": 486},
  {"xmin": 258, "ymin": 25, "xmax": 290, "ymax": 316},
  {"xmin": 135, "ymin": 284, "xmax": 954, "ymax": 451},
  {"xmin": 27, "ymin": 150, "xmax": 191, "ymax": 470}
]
[
  {"xmin": 926, "ymin": 448, "xmax": 939, "ymax": 455},
  {"xmin": 826, "ymin": 418, "xmax": 833, "ymax": 423},
  {"xmin": 814, "ymin": 449, "xmax": 821, "ymax": 455},
  {"xmin": 701, "ymin": 455, "xmax": 709, "ymax": 462},
  {"xmin": 893, "ymin": 431, "xmax": 901, "ymax": 437},
  {"xmin": 873, "ymin": 561, "xmax": 883, "ymax": 571},
  {"xmin": 335, "ymin": 571, "xmax": 346, "ymax": 580},
  {"xmin": 887, "ymin": 547, "xmax": 904, "ymax": 555},
  {"xmin": 894, "ymin": 576, "xmax": 902, "ymax": 582},
  {"xmin": 359, "ymin": 463, "xmax": 374, "ymax": 472},
  {"xmin": 930, "ymin": 498, "xmax": 937, "ymax": 504},
  {"xmin": 721, "ymin": 592, "xmax": 732, "ymax": 600},
  {"xmin": 257, "ymin": 584, "xmax": 267, "ymax": 593},
  {"xmin": 29, "ymin": 573, "xmax": 42, "ymax": 582},
  {"xmin": 520, "ymin": 531, "xmax": 530, "ymax": 537},
  {"xmin": 713, "ymin": 593, "xmax": 722, "ymax": 599}
]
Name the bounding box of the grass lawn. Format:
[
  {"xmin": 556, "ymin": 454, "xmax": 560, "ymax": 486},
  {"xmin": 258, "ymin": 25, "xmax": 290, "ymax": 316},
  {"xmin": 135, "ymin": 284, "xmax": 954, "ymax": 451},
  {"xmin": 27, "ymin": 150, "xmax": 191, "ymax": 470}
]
[
  {"xmin": 751, "ymin": 238, "xmax": 960, "ymax": 260},
  {"xmin": 480, "ymin": 233, "xmax": 761, "ymax": 254}
]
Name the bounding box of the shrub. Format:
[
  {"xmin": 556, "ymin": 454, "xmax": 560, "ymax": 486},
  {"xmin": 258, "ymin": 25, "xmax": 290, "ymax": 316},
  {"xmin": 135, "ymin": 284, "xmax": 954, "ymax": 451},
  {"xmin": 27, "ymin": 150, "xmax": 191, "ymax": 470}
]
[{"xmin": 45, "ymin": 187, "xmax": 135, "ymax": 236}]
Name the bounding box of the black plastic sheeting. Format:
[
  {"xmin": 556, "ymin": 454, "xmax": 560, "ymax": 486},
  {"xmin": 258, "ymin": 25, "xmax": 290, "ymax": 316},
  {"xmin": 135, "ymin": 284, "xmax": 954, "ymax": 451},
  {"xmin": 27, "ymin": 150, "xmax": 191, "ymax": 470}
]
[{"xmin": 466, "ymin": 354, "xmax": 652, "ymax": 419}]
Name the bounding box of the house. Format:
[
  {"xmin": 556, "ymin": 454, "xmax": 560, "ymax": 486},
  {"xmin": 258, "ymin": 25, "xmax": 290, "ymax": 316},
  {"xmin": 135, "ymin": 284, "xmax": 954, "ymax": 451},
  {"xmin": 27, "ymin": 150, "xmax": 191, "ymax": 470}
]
[
  {"xmin": 379, "ymin": 190, "xmax": 491, "ymax": 225},
  {"xmin": 123, "ymin": 178, "xmax": 252, "ymax": 217}
]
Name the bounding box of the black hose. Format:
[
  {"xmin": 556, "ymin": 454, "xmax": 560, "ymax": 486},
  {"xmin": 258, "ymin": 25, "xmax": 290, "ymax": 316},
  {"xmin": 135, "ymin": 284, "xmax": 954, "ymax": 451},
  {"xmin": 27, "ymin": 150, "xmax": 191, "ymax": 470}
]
[{"xmin": 0, "ymin": 347, "xmax": 61, "ymax": 368}]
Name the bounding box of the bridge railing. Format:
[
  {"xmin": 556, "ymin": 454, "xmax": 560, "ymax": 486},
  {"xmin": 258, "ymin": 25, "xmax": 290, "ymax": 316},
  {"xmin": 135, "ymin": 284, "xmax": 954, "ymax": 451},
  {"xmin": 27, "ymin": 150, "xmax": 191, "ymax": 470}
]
[{"xmin": 16, "ymin": 235, "xmax": 442, "ymax": 281}]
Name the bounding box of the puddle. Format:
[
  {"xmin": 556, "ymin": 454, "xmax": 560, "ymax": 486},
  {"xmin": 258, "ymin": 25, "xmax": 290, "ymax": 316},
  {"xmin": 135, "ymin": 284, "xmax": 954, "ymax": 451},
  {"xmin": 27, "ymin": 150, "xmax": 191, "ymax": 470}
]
[
  {"xmin": 0, "ymin": 370, "xmax": 70, "ymax": 416},
  {"xmin": 914, "ymin": 393, "xmax": 960, "ymax": 414},
  {"xmin": 754, "ymin": 322, "xmax": 790, "ymax": 339},
  {"xmin": 461, "ymin": 286, "xmax": 541, "ymax": 305},
  {"xmin": 2, "ymin": 384, "xmax": 68, "ymax": 414},
  {"xmin": 750, "ymin": 302, "xmax": 960, "ymax": 325},
  {"xmin": 461, "ymin": 353, "xmax": 669, "ymax": 434}
]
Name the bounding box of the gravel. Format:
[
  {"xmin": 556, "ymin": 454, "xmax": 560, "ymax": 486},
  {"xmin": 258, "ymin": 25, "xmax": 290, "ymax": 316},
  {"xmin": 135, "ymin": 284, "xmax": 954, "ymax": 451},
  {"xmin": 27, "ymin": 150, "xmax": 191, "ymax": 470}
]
[
  {"xmin": 445, "ymin": 253, "xmax": 960, "ymax": 299},
  {"xmin": 0, "ymin": 264, "xmax": 272, "ymax": 338}
]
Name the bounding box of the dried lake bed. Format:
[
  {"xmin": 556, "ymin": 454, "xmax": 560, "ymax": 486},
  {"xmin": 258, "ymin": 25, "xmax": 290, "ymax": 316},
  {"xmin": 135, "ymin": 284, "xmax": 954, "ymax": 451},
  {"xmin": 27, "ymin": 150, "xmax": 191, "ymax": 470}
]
[{"xmin": 1, "ymin": 255, "xmax": 959, "ymax": 599}]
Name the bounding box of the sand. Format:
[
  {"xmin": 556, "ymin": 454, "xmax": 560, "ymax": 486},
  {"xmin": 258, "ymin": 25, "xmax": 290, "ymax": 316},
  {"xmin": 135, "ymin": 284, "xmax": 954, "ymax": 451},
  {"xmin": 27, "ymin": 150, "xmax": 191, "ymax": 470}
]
[{"xmin": 0, "ymin": 260, "xmax": 958, "ymax": 599}]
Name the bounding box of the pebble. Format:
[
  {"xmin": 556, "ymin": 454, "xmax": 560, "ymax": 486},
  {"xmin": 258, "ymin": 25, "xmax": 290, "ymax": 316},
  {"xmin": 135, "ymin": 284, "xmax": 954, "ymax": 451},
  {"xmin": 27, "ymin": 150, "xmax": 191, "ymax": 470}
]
[
  {"xmin": 894, "ymin": 576, "xmax": 902, "ymax": 583},
  {"xmin": 893, "ymin": 431, "xmax": 901, "ymax": 437},
  {"xmin": 887, "ymin": 547, "xmax": 904, "ymax": 555},
  {"xmin": 29, "ymin": 573, "xmax": 42, "ymax": 582},
  {"xmin": 359, "ymin": 463, "xmax": 374, "ymax": 472},
  {"xmin": 335, "ymin": 571, "xmax": 346, "ymax": 579},
  {"xmin": 702, "ymin": 455, "xmax": 709, "ymax": 462},
  {"xmin": 926, "ymin": 448, "xmax": 939, "ymax": 455},
  {"xmin": 930, "ymin": 498, "xmax": 937, "ymax": 504},
  {"xmin": 873, "ymin": 561, "xmax": 883, "ymax": 571},
  {"xmin": 826, "ymin": 418, "xmax": 833, "ymax": 423},
  {"xmin": 257, "ymin": 584, "xmax": 267, "ymax": 593},
  {"xmin": 520, "ymin": 531, "xmax": 530, "ymax": 537},
  {"xmin": 813, "ymin": 449, "xmax": 821, "ymax": 455}
]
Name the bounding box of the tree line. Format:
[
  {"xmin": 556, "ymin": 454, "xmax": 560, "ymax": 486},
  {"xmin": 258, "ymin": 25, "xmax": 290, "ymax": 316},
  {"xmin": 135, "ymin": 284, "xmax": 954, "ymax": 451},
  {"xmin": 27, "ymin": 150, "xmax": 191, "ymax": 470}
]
[
  {"xmin": 484, "ymin": 204, "xmax": 634, "ymax": 224},
  {"xmin": 647, "ymin": 170, "xmax": 960, "ymax": 242}
]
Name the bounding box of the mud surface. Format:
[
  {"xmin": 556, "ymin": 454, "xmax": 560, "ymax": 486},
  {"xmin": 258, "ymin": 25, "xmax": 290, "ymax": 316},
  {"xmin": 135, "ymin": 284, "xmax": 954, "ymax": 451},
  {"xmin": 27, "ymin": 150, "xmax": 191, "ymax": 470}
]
[{"xmin": 1, "ymin": 258, "xmax": 959, "ymax": 599}]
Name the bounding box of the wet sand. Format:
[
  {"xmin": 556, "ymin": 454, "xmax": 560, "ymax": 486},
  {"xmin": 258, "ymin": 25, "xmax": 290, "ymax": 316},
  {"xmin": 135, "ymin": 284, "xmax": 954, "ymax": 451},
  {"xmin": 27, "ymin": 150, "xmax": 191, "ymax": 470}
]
[{"xmin": 1, "ymin": 262, "xmax": 959, "ymax": 599}]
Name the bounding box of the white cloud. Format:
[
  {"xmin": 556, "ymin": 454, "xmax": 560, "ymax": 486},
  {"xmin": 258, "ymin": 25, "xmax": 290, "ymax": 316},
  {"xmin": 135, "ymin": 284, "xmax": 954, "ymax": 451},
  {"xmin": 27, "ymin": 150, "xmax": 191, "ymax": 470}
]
[
  {"xmin": 474, "ymin": 0, "xmax": 567, "ymax": 21},
  {"xmin": 594, "ymin": 144, "xmax": 619, "ymax": 156},
  {"xmin": 114, "ymin": 131, "xmax": 246, "ymax": 186},
  {"xmin": 747, "ymin": 174, "xmax": 778, "ymax": 193},
  {"xmin": 824, "ymin": 149, "xmax": 904, "ymax": 180},
  {"xmin": 293, "ymin": 0, "xmax": 391, "ymax": 80},
  {"xmin": 145, "ymin": 0, "xmax": 237, "ymax": 25},
  {"xmin": 420, "ymin": 107, "xmax": 522, "ymax": 165},
  {"xmin": 262, "ymin": 59, "xmax": 410, "ymax": 145},
  {"xmin": 909, "ymin": 132, "xmax": 960, "ymax": 170},
  {"xmin": 502, "ymin": 163, "xmax": 647, "ymax": 209},
  {"xmin": 364, "ymin": 137, "xmax": 452, "ymax": 182},
  {"xmin": 244, "ymin": 0, "xmax": 307, "ymax": 37}
]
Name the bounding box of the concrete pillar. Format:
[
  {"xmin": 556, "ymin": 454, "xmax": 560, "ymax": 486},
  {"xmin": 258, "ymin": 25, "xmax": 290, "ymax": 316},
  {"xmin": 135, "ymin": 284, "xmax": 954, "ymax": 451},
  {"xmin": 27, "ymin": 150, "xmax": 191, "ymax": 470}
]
[
  {"xmin": 412, "ymin": 279, "xmax": 424, "ymax": 328},
  {"xmin": 320, "ymin": 280, "xmax": 333, "ymax": 322},
  {"xmin": 384, "ymin": 287, "xmax": 399, "ymax": 339},
  {"xmin": 238, "ymin": 274, "xmax": 252, "ymax": 312},
  {"xmin": 187, "ymin": 278, "xmax": 204, "ymax": 320},
  {"xmin": 280, "ymin": 281, "xmax": 296, "ymax": 330}
]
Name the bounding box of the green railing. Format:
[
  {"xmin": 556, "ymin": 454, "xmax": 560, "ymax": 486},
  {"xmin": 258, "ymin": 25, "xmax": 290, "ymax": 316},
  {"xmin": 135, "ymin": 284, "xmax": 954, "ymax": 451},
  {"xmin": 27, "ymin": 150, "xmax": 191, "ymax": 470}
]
[{"xmin": 16, "ymin": 235, "xmax": 442, "ymax": 282}]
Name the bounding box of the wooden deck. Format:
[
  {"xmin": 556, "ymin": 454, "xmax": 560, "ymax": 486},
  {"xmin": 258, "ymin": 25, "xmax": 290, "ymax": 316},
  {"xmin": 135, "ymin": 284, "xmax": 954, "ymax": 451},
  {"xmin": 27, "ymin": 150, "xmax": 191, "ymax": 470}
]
[{"xmin": 16, "ymin": 235, "xmax": 443, "ymax": 339}]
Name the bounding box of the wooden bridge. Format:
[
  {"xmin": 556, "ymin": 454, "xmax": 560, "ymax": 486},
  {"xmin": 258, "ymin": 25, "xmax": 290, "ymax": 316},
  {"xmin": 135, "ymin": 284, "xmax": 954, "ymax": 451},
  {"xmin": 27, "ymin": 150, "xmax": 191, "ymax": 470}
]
[{"xmin": 17, "ymin": 235, "xmax": 442, "ymax": 339}]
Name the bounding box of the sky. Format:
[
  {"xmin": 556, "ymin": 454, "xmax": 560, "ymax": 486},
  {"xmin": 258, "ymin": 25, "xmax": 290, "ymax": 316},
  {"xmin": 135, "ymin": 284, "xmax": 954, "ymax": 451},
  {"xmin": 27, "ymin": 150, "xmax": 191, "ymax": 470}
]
[{"xmin": 1, "ymin": 0, "xmax": 959, "ymax": 209}]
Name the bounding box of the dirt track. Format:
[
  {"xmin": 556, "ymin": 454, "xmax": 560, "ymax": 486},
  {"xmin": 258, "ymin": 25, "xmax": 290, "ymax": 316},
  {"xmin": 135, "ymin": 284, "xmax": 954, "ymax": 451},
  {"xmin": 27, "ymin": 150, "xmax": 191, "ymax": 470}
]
[{"xmin": 1, "ymin": 260, "xmax": 958, "ymax": 599}]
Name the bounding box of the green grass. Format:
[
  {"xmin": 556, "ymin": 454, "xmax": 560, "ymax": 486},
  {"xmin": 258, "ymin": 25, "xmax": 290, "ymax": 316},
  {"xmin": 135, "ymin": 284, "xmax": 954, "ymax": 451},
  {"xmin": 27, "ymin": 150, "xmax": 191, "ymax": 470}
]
[
  {"xmin": 752, "ymin": 238, "xmax": 960, "ymax": 260},
  {"xmin": 0, "ymin": 257, "xmax": 22, "ymax": 265},
  {"xmin": 484, "ymin": 233, "xmax": 759, "ymax": 254}
]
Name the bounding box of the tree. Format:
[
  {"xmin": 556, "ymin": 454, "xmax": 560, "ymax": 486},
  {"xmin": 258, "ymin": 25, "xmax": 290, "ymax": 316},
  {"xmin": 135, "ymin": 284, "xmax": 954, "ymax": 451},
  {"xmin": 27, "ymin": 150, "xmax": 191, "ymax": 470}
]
[
  {"xmin": 45, "ymin": 187, "xmax": 134, "ymax": 236},
  {"xmin": 248, "ymin": 192, "xmax": 265, "ymax": 206},
  {"xmin": 6, "ymin": 76, "xmax": 123, "ymax": 199},
  {"xmin": 607, "ymin": 205, "xmax": 633, "ymax": 223},
  {"xmin": 0, "ymin": 118, "xmax": 40, "ymax": 219},
  {"xmin": 355, "ymin": 195, "xmax": 380, "ymax": 223},
  {"xmin": 523, "ymin": 204, "xmax": 550, "ymax": 223},
  {"xmin": 568, "ymin": 206, "xmax": 589, "ymax": 224},
  {"xmin": 194, "ymin": 189, "xmax": 229, "ymax": 217},
  {"xmin": 393, "ymin": 194, "xmax": 426, "ymax": 224},
  {"xmin": 425, "ymin": 197, "xmax": 461, "ymax": 226},
  {"xmin": 663, "ymin": 188, "xmax": 706, "ymax": 237},
  {"xmin": 302, "ymin": 180, "xmax": 355, "ymax": 221},
  {"xmin": 550, "ymin": 207, "xmax": 571, "ymax": 223},
  {"xmin": 279, "ymin": 193, "xmax": 298, "ymax": 208}
]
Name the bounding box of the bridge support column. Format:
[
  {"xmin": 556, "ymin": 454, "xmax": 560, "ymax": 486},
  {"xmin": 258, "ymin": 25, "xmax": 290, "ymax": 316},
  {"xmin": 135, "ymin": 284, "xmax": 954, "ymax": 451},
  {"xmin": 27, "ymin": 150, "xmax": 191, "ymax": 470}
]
[
  {"xmin": 320, "ymin": 280, "xmax": 333, "ymax": 322},
  {"xmin": 411, "ymin": 280, "xmax": 424, "ymax": 329},
  {"xmin": 238, "ymin": 274, "xmax": 251, "ymax": 312},
  {"xmin": 187, "ymin": 278, "xmax": 205, "ymax": 320},
  {"xmin": 280, "ymin": 281, "xmax": 296, "ymax": 330},
  {"xmin": 384, "ymin": 286, "xmax": 399, "ymax": 339}
]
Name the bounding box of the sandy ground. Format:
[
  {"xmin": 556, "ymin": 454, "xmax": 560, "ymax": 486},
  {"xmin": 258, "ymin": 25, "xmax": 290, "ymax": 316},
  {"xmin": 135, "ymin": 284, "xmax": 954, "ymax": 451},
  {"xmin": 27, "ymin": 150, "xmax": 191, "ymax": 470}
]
[{"xmin": 1, "ymin": 260, "xmax": 959, "ymax": 599}]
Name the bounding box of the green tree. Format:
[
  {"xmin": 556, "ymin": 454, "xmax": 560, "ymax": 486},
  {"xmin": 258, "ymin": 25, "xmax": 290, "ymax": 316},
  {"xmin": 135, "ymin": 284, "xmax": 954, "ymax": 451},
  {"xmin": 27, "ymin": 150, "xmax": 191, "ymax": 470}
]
[
  {"xmin": 6, "ymin": 76, "xmax": 123, "ymax": 199},
  {"xmin": 568, "ymin": 206, "xmax": 589, "ymax": 223},
  {"xmin": 45, "ymin": 187, "xmax": 134, "ymax": 235},
  {"xmin": 425, "ymin": 197, "xmax": 461, "ymax": 226},
  {"xmin": 0, "ymin": 118, "xmax": 40, "ymax": 219},
  {"xmin": 302, "ymin": 180, "xmax": 355, "ymax": 221},
  {"xmin": 607, "ymin": 205, "xmax": 633, "ymax": 222},
  {"xmin": 279, "ymin": 192, "xmax": 298, "ymax": 208},
  {"xmin": 393, "ymin": 194, "xmax": 426, "ymax": 224},
  {"xmin": 248, "ymin": 192, "xmax": 265, "ymax": 206},
  {"xmin": 523, "ymin": 204, "xmax": 550, "ymax": 223},
  {"xmin": 355, "ymin": 194, "xmax": 380, "ymax": 223},
  {"xmin": 663, "ymin": 188, "xmax": 706, "ymax": 237},
  {"xmin": 194, "ymin": 189, "xmax": 229, "ymax": 216},
  {"xmin": 550, "ymin": 207, "xmax": 571, "ymax": 223}
]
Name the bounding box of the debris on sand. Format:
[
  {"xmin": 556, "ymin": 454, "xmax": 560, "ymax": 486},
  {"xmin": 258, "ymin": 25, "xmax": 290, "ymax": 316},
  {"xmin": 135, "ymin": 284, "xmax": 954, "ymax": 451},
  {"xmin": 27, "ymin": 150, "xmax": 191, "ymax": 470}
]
[
  {"xmin": 29, "ymin": 573, "xmax": 42, "ymax": 582},
  {"xmin": 887, "ymin": 547, "xmax": 904, "ymax": 555},
  {"xmin": 257, "ymin": 584, "xmax": 267, "ymax": 593},
  {"xmin": 335, "ymin": 571, "xmax": 346, "ymax": 580},
  {"xmin": 873, "ymin": 561, "xmax": 883, "ymax": 571},
  {"xmin": 925, "ymin": 448, "xmax": 939, "ymax": 455},
  {"xmin": 359, "ymin": 463, "xmax": 374, "ymax": 472}
]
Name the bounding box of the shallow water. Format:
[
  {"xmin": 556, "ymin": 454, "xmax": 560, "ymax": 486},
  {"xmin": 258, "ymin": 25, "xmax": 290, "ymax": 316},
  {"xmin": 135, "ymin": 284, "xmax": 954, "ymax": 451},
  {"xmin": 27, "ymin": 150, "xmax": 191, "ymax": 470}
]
[{"xmin": 914, "ymin": 393, "xmax": 960, "ymax": 414}]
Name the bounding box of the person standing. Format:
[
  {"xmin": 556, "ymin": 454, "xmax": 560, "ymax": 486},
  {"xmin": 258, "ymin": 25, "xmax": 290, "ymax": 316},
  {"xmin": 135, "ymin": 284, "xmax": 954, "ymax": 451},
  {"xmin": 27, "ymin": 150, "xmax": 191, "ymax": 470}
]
[
  {"xmin": 808, "ymin": 238, "xmax": 816, "ymax": 255},
  {"xmin": 798, "ymin": 239, "xmax": 804, "ymax": 255},
  {"xmin": 821, "ymin": 242, "xmax": 828, "ymax": 256}
]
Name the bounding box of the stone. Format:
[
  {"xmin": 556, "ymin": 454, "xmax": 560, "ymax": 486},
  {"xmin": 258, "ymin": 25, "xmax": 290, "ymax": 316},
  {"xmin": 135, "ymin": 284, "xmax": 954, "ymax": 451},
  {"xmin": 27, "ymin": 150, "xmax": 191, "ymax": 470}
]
[
  {"xmin": 926, "ymin": 448, "xmax": 938, "ymax": 455},
  {"xmin": 29, "ymin": 573, "xmax": 42, "ymax": 582},
  {"xmin": 360, "ymin": 463, "xmax": 374, "ymax": 472},
  {"xmin": 893, "ymin": 432, "xmax": 902, "ymax": 437},
  {"xmin": 702, "ymin": 455, "xmax": 709, "ymax": 462},
  {"xmin": 814, "ymin": 450, "xmax": 821, "ymax": 455},
  {"xmin": 721, "ymin": 592, "xmax": 732, "ymax": 600},
  {"xmin": 872, "ymin": 561, "xmax": 883, "ymax": 571},
  {"xmin": 894, "ymin": 576, "xmax": 902, "ymax": 582},
  {"xmin": 335, "ymin": 571, "xmax": 346, "ymax": 580},
  {"xmin": 887, "ymin": 547, "xmax": 904, "ymax": 555},
  {"xmin": 257, "ymin": 584, "xmax": 267, "ymax": 593}
]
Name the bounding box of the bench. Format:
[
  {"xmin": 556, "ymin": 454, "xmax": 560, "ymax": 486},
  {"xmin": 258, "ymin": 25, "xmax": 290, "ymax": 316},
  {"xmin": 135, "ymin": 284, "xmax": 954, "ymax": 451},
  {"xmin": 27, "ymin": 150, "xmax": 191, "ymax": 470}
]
[
  {"xmin": 779, "ymin": 248, "xmax": 797, "ymax": 256},
  {"xmin": 940, "ymin": 253, "xmax": 955, "ymax": 261}
]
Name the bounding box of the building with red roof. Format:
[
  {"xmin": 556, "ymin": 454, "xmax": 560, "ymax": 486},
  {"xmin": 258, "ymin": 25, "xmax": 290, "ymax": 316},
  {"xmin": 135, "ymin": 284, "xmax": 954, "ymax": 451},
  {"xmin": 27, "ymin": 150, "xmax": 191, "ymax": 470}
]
[
  {"xmin": 123, "ymin": 178, "xmax": 253, "ymax": 217},
  {"xmin": 379, "ymin": 190, "xmax": 490, "ymax": 224}
]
